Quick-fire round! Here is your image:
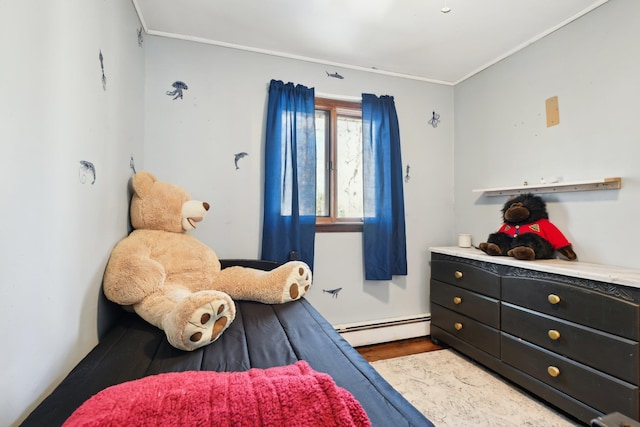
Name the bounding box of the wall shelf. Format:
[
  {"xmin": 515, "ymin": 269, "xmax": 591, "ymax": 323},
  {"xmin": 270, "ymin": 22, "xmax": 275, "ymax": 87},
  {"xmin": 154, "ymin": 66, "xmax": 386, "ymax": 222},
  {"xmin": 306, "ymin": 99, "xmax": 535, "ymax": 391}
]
[{"xmin": 473, "ymin": 177, "xmax": 622, "ymax": 197}]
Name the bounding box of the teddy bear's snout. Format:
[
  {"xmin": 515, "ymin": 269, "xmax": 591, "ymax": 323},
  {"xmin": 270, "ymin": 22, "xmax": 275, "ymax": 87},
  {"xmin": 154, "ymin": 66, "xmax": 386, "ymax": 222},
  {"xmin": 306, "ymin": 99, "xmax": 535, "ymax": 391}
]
[
  {"xmin": 181, "ymin": 200, "xmax": 212, "ymax": 230},
  {"xmin": 505, "ymin": 205, "xmax": 530, "ymax": 223}
]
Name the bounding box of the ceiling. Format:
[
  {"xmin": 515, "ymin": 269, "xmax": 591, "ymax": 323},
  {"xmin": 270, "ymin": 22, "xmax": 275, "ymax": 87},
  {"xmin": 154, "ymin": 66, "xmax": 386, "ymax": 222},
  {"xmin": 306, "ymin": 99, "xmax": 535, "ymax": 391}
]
[{"xmin": 132, "ymin": 0, "xmax": 610, "ymax": 85}]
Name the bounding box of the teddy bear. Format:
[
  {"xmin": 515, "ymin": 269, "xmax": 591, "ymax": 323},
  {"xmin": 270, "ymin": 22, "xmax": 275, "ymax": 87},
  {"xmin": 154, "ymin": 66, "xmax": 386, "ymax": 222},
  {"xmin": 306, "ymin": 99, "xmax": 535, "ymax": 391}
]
[
  {"xmin": 103, "ymin": 171, "xmax": 312, "ymax": 351},
  {"xmin": 478, "ymin": 193, "xmax": 577, "ymax": 261}
]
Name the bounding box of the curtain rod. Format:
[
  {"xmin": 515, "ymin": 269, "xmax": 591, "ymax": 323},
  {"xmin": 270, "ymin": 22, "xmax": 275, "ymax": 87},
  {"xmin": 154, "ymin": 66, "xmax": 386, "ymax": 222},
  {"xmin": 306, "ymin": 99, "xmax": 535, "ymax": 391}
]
[{"xmin": 315, "ymin": 92, "xmax": 361, "ymax": 102}]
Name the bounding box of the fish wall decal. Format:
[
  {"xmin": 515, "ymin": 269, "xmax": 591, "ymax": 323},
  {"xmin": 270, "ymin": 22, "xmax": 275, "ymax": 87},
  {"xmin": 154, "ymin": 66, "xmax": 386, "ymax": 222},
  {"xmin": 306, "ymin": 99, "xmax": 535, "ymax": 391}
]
[
  {"xmin": 79, "ymin": 160, "xmax": 96, "ymax": 185},
  {"xmin": 99, "ymin": 50, "xmax": 107, "ymax": 91},
  {"xmin": 234, "ymin": 152, "xmax": 248, "ymax": 170},
  {"xmin": 166, "ymin": 81, "xmax": 188, "ymax": 100},
  {"xmin": 137, "ymin": 27, "xmax": 144, "ymax": 47},
  {"xmin": 323, "ymin": 288, "xmax": 343, "ymax": 298},
  {"xmin": 326, "ymin": 71, "xmax": 344, "ymax": 79},
  {"xmin": 428, "ymin": 111, "xmax": 440, "ymax": 128}
]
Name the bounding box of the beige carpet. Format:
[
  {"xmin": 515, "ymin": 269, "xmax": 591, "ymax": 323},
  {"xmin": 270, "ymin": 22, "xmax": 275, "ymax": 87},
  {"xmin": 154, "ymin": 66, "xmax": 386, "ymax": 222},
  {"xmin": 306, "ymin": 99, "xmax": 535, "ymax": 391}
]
[{"xmin": 370, "ymin": 349, "xmax": 582, "ymax": 427}]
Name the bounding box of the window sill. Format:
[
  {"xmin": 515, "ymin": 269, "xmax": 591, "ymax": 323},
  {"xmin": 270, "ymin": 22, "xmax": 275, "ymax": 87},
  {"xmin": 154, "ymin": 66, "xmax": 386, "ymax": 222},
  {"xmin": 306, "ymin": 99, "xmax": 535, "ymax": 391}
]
[{"xmin": 316, "ymin": 222, "xmax": 363, "ymax": 233}]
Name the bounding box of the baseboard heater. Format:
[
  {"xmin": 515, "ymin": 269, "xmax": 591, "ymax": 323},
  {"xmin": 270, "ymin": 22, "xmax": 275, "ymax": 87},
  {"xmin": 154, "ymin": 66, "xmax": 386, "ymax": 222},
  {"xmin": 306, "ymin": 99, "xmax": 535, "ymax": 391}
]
[{"xmin": 334, "ymin": 313, "xmax": 431, "ymax": 347}]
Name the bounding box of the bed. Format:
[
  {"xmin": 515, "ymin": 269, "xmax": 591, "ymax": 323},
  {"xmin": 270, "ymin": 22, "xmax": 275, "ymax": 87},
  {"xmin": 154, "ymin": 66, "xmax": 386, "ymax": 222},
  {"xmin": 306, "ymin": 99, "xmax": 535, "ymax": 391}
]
[{"xmin": 21, "ymin": 260, "xmax": 433, "ymax": 427}]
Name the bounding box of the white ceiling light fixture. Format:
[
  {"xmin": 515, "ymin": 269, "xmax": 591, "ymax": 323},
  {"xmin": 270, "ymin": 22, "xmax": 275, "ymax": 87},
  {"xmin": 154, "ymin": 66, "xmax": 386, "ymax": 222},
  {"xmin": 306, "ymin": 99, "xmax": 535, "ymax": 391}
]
[{"xmin": 441, "ymin": 0, "xmax": 451, "ymax": 13}]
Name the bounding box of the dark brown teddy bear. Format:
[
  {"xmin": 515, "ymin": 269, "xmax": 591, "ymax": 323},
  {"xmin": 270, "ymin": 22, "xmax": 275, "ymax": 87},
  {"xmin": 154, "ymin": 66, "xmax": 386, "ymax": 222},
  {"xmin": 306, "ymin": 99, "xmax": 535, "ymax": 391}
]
[{"xmin": 478, "ymin": 193, "xmax": 577, "ymax": 261}]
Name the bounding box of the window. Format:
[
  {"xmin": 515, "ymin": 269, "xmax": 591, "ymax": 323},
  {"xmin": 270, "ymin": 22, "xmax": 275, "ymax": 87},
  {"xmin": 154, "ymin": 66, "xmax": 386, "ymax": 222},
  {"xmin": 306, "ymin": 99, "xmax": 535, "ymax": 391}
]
[{"xmin": 315, "ymin": 98, "xmax": 363, "ymax": 232}]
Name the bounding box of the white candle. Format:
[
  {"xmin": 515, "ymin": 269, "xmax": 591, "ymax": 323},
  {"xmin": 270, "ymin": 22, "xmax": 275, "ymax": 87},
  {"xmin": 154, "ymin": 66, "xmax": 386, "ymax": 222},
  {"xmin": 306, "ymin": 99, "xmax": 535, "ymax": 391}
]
[{"xmin": 458, "ymin": 234, "xmax": 472, "ymax": 248}]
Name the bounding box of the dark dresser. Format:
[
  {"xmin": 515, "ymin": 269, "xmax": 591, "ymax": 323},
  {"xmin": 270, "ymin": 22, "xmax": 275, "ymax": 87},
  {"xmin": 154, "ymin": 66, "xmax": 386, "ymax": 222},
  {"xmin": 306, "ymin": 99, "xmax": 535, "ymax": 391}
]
[{"xmin": 430, "ymin": 247, "xmax": 640, "ymax": 425}]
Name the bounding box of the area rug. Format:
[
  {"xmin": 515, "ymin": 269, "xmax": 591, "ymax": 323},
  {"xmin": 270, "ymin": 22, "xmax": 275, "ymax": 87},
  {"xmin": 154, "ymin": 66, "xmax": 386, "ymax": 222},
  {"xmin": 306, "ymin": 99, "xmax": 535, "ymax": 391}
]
[{"xmin": 370, "ymin": 349, "xmax": 581, "ymax": 427}]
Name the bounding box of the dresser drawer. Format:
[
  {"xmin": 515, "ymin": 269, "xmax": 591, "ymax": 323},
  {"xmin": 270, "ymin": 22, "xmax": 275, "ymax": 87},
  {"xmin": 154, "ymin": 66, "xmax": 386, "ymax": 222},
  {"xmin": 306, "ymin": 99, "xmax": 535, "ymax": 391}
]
[
  {"xmin": 502, "ymin": 277, "xmax": 640, "ymax": 340},
  {"xmin": 431, "ymin": 304, "xmax": 500, "ymax": 357},
  {"xmin": 431, "ymin": 279, "xmax": 500, "ymax": 328},
  {"xmin": 431, "ymin": 260, "xmax": 500, "ymax": 298},
  {"xmin": 502, "ymin": 303, "xmax": 639, "ymax": 384},
  {"xmin": 501, "ymin": 333, "xmax": 639, "ymax": 418}
]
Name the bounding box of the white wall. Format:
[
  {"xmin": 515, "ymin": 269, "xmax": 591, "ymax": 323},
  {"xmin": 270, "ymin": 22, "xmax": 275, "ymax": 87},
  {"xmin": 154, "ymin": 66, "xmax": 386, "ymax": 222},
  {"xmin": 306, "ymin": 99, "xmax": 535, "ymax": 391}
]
[
  {"xmin": 453, "ymin": 0, "xmax": 640, "ymax": 269},
  {"xmin": 143, "ymin": 36, "xmax": 454, "ymax": 326},
  {"xmin": 0, "ymin": 1, "xmax": 144, "ymax": 425},
  {"xmin": 6, "ymin": 0, "xmax": 636, "ymax": 425}
]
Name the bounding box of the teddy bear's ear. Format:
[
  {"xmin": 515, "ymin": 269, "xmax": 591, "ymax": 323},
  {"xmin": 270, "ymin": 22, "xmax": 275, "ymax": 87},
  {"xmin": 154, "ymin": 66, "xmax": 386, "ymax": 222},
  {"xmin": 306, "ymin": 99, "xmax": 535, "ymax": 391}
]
[{"xmin": 132, "ymin": 171, "xmax": 157, "ymax": 198}]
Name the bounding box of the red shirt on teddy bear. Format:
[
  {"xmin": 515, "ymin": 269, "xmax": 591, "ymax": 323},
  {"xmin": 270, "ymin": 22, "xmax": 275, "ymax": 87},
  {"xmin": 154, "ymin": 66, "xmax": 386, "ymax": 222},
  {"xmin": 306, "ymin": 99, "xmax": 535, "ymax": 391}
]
[{"xmin": 498, "ymin": 218, "xmax": 571, "ymax": 250}]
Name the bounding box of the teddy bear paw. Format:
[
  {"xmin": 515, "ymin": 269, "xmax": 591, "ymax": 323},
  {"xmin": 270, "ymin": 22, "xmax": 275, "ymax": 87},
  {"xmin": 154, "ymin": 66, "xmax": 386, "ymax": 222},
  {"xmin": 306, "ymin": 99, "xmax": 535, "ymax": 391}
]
[
  {"xmin": 185, "ymin": 302, "xmax": 232, "ymax": 344},
  {"xmin": 507, "ymin": 246, "xmax": 536, "ymax": 261},
  {"xmin": 168, "ymin": 291, "xmax": 236, "ymax": 351},
  {"xmin": 283, "ymin": 262, "xmax": 312, "ymax": 302},
  {"xmin": 480, "ymin": 242, "xmax": 503, "ymax": 256}
]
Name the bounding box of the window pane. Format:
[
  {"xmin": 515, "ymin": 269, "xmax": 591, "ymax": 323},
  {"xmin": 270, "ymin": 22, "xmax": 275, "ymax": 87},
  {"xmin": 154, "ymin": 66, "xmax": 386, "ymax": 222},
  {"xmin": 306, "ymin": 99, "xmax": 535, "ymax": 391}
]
[
  {"xmin": 336, "ymin": 116, "xmax": 363, "ymax": 218},
  {"xmin": 315, "ymin": 110, "xmax": 329, "ymax": 216}
]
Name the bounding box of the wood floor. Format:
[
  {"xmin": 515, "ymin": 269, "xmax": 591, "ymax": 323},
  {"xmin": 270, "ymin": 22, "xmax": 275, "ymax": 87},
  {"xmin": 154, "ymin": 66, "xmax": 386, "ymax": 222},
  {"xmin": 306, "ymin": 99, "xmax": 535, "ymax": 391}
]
[{"xmin": 355, "ymin": 336, "xmax": 445, "ymax": 363}]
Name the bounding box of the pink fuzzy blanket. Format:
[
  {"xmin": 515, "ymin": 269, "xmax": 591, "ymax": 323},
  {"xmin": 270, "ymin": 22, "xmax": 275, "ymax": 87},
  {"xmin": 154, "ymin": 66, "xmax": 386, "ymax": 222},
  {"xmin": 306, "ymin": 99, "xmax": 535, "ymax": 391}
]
[{"xmin": 63, "ymin": 361, "xmax": 370, "ymax": 427}]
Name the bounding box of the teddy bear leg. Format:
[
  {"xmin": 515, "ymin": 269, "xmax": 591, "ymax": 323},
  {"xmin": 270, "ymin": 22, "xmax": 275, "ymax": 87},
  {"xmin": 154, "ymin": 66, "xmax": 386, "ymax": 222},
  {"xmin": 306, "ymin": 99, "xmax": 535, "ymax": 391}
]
[
  {"xmin": 509, "ymin": 234, "xmax": 555, "ymax": 260},
  {"xmin": 216, "ymin": 261, "xmax": 312, "ymax": 304},
  {"xmin": 558, "ymin": 245, "xmax": 577, "ymax": 260},
  {"xmin": 160, "ymin": 290, "xmax": 236, "ymax": 351},
  {"xmin": 480, "ymin": 242, "xmax": 503, "ymax": 256},
  {"xmin": 507, "ymin": 246, "xmax": 536, "ymax": 260},
  {"xmin": 286, "ymin": 262, "xmax": 312, "ymax": 300},
  {"xmin": 481, "ymin": 232, "xmax": 512, "ymax": 256}
]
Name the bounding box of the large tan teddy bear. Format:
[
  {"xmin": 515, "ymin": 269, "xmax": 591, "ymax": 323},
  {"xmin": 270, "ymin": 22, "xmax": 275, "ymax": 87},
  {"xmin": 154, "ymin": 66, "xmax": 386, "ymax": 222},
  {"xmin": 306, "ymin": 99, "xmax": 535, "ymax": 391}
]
[{"xmin": 103, "ymin": 171, "xmax": 312, "ymax": 351}]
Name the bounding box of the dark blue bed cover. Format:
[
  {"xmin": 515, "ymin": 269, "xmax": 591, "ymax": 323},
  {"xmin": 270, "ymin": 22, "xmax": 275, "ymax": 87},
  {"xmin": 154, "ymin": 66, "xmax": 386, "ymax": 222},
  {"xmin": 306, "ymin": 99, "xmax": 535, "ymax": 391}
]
[{"xmin": 21, "ymin": 298, "xmax": 433, "ymax": 427}]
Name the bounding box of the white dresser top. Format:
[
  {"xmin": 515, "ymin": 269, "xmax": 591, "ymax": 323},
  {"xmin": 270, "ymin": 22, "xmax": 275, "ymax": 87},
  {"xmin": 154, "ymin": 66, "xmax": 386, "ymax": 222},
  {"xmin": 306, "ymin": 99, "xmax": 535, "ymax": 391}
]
[{"xmin": 430, "ymin": 246, "xmax": 640, "ymax": 289}]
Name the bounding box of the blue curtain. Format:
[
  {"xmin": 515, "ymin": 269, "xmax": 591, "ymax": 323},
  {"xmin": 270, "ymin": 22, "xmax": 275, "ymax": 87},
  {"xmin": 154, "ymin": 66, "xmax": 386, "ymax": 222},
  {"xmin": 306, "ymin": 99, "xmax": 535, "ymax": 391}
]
[
  {"xmin": 261, "ymin": 80, "xmax": 316, "ymax": 269},
  {"xmin": 362, "ymin": 94, "xmax": 407, "ymax": 280}
]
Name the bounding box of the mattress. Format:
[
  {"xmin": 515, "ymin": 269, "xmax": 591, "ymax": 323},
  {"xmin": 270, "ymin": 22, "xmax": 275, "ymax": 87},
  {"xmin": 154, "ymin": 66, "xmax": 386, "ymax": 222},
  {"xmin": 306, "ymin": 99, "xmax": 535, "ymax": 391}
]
[{"xmin": 22, "ymin": 292, "xmax": 432, "ymax": 426}]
